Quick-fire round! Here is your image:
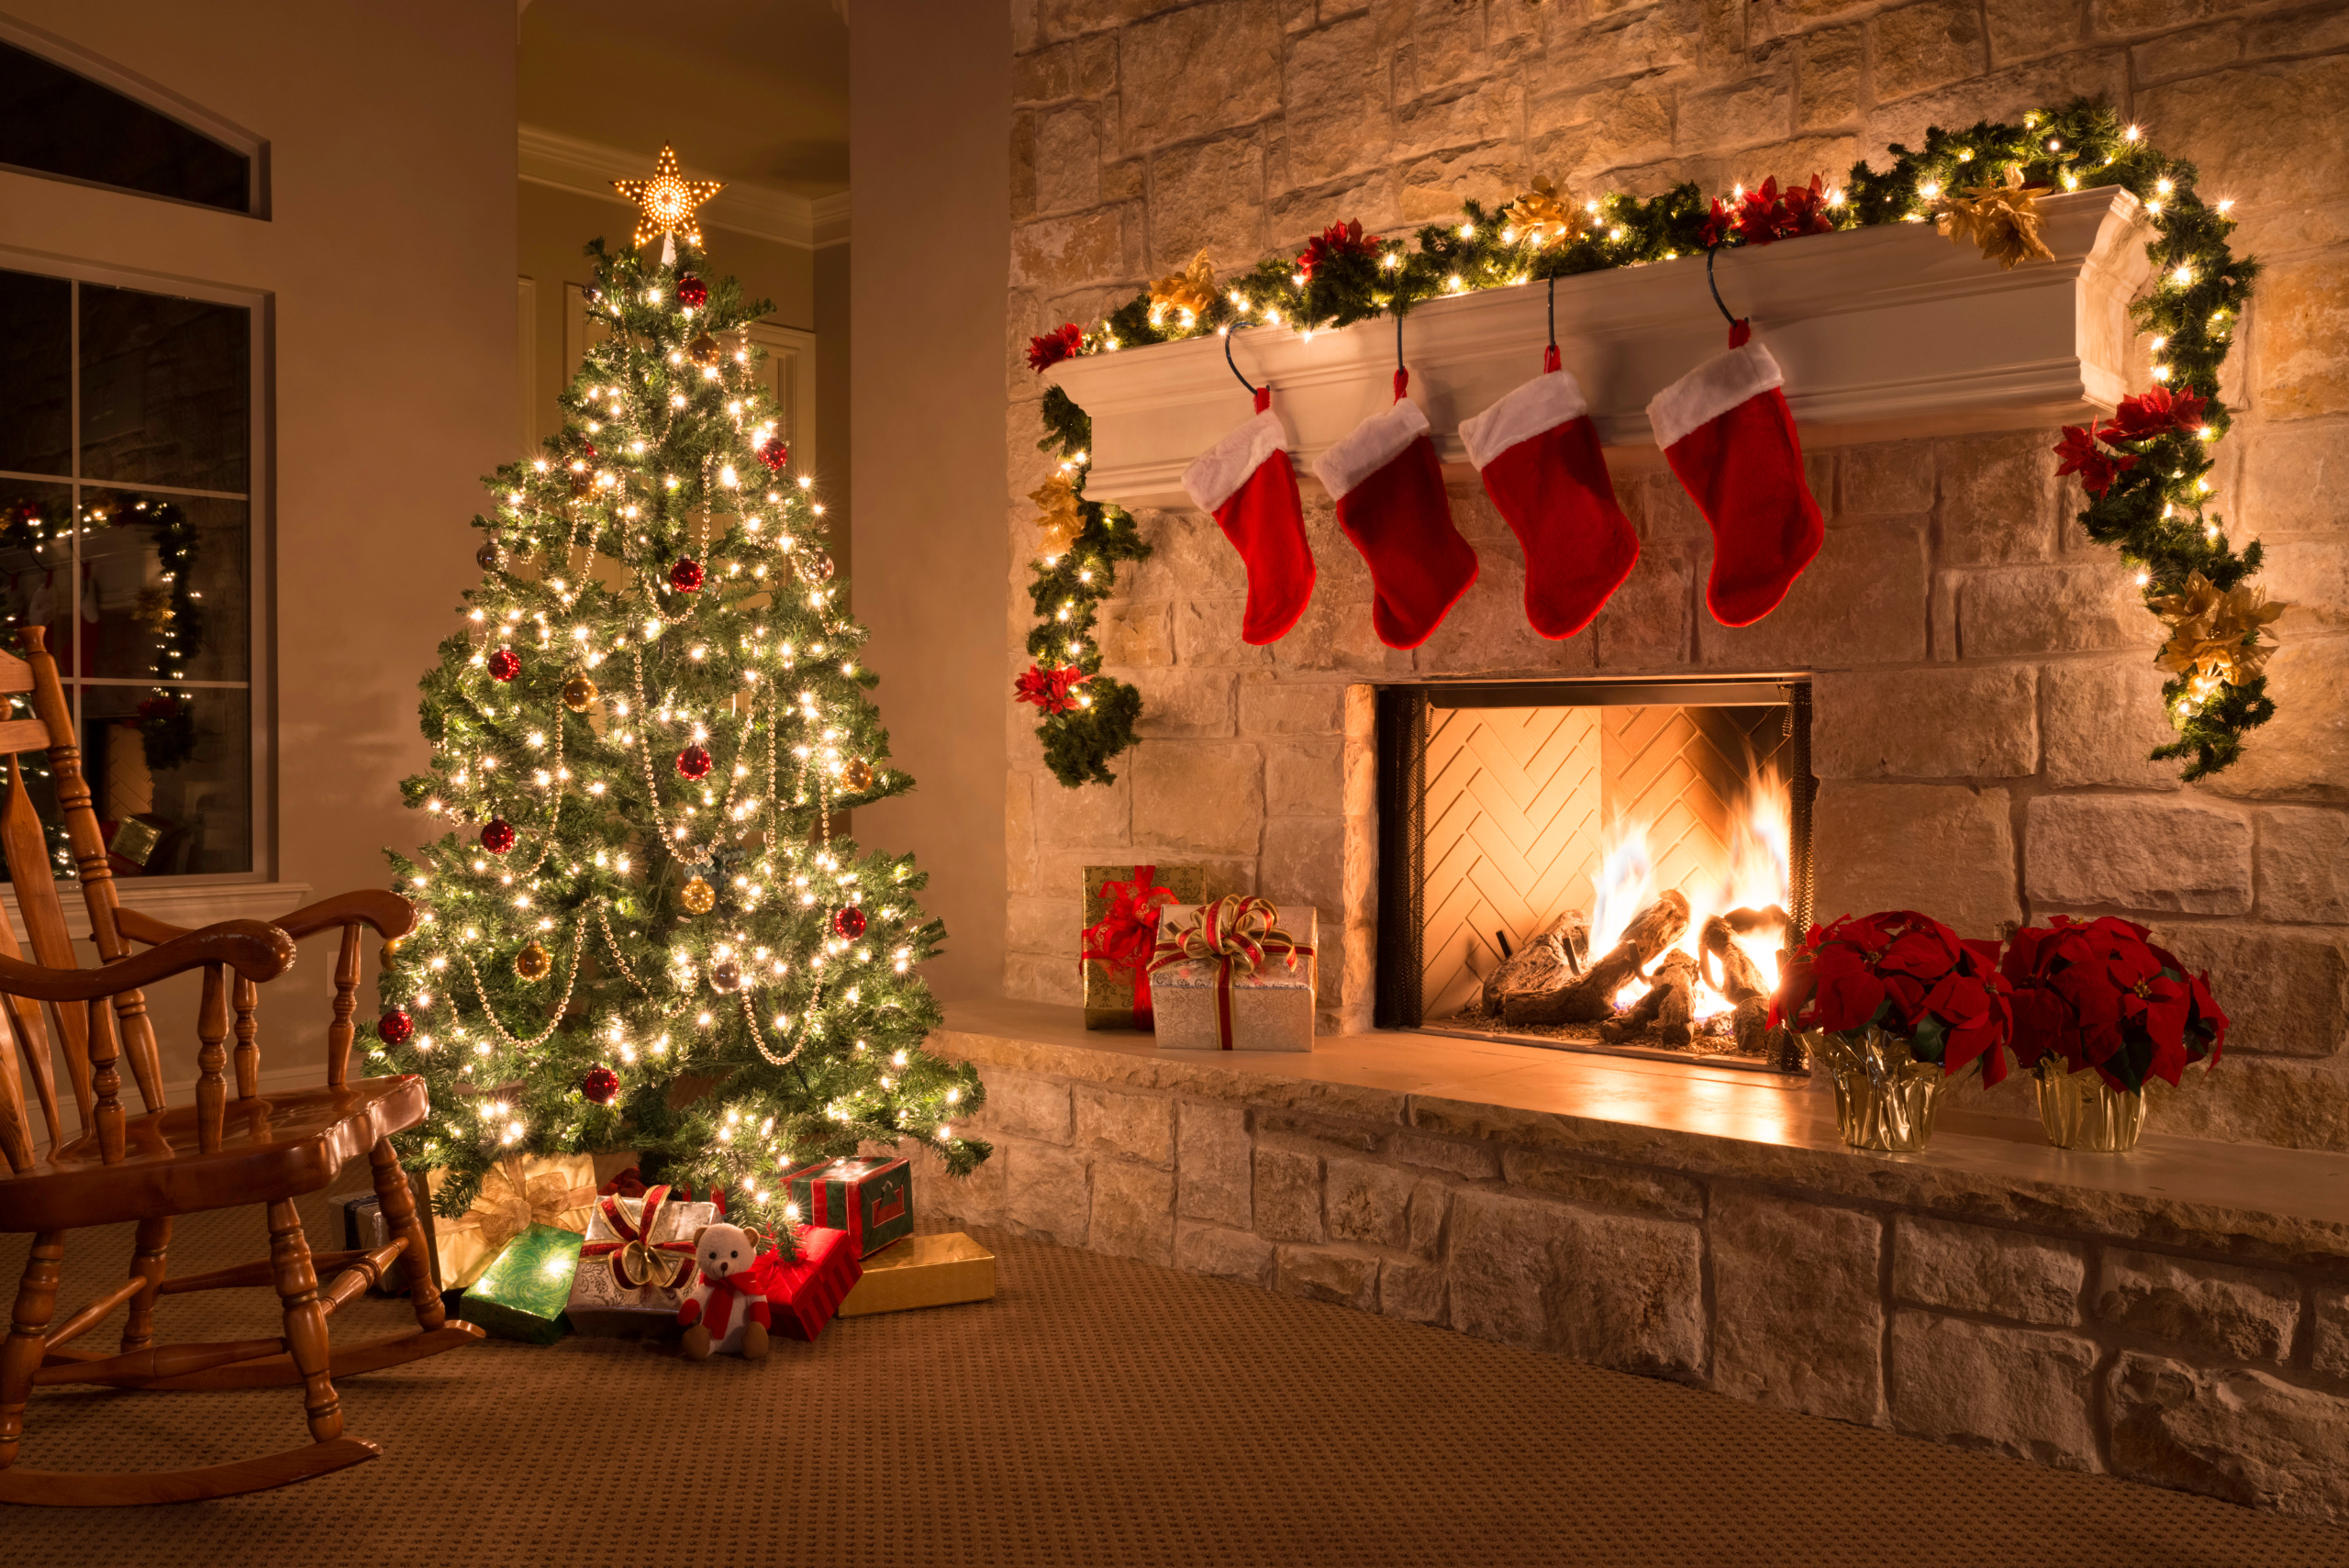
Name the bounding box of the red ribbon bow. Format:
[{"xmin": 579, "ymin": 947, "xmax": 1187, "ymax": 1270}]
[
  {"xmin": 1081, "ymin": 864, "xmax": 1179, "ymax": 1029},
  {"xmin": 581, "ymin": 1183, "xmax": 698, "ymax": 1292}
]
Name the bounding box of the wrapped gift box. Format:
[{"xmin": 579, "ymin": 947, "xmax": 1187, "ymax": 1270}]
[
  {"xmin": 566, "ymin": 1185, "xmax": 718, "ymax": 1338},
  {"xmin": 1083, "ymin": 863, "xmax": 1205, "ymax": 1029},
  {"xmin": 772, "ymin": 1225, "xmax": 863, "ymax": 1340},
  {"xmin": 837, "ymin": 1231, "xmax": 996, "ymax": 1318},
  {"xmin": 784, "ymin": 1155, "xmax": 913, "ymax": 1258},
  {"xmin": 340, "ymin": 1191, "xmax": 419, "ymax": 1296},
  {"xmin": 1151, "ymin": 898, "xmax": 1318, "ymax": 1052},
  {"xmin": 423, "ymin": 1153, "xmax": 598, "ymax": 1291},
  {"xmin": 459, "ymin": 1223, "xmax": 583, "ymax": 1345}
]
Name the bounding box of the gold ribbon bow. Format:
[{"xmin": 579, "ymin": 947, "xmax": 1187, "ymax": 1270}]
[
  {"xmin": 2151, "ymin": 569, "xmax": 2286, "ymax": 689},
  {"xmin": 1500, "ymin": 176, "xmax": 1585, "ymax": 247},
  {"xmin": 1030, "ymin": 472, "xmax": 1083, "ymax": 559},
  {"xmin": 1148, "ymin": 895, "xmax": 1315, "ymax": 1050},
  {"xmin": 1932, "ymin": 165, "xmax": 2054, "ymax": 270},
  {"xmin": 472, "ymin": 1154, "xmax": 598, "ymax": 1253},
  {"xmin": 1147, "ymin": 250, "xmax": 1218, "ymax": 326}
]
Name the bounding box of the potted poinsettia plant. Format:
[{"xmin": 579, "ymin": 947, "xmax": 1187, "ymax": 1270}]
[
  {"xmin": 2002, "ymin": 916, "xmax": 2228, "ymax": 1151},
  {"xmin": 1775, "ymin": 910, "xmax": 2013, "ymax": 1153}
]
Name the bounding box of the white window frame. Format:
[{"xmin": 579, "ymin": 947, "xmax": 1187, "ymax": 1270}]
[{"xmin": 0, "ymin": 243, "xmax": 302, "ymax": 930}]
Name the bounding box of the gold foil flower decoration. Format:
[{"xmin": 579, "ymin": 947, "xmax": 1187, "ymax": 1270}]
[
  {"xmin": 2150, "ymin": 570, "xmax": 2286, "ymax": 688},
  {"xmin": 1030, "ymin": 473, "xmax": 1084, "ymax": 559},
  {"xmin": 1147, "ymin": 250, "xmax": 1218, "ymax": 326},
  {"xmin": 1501, "ymin": 177, "xmax": 1584, "ymax": 246},
  {"xmin": 1932, "ymin": 165, "xmax": 2054, "ymax": 270}
]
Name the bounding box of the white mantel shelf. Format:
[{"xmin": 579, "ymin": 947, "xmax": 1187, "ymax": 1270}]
[{"xmin": 1048, "ymin": 188, "xmax": 2153, "ymax": 510}]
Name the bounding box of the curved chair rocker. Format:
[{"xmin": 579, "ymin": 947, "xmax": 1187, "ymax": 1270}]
[{"xmin": 0, "ymin": 629, "xmax": 479, "ymax": 1506}]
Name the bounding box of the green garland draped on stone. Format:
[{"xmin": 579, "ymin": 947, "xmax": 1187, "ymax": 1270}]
[{"xmin": 1026, "ymin": 97, "xmax": 2263, "ymax": 787}]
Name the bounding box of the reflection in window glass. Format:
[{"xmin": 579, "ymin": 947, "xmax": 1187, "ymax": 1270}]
[
  {"xmin": 0, "ymin": 266, "xmax": 252, "ymax": 881},
  {"xmin": 0, "ymin": 42, "xmax": 249, "ymax": 213}
]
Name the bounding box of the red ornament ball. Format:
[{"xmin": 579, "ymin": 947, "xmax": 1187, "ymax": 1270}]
[
  {"xmin": 580, "ymin": 439, "xmax": 597, "ymax": 461},
  {"xmin": 486, "ymin": 647, "xmax": 520, "ymax": 682},
  {"xmin": 756, "ymin": 437, "xmax": 790, "ymax": 473},
  {"xmin": 675, "ymin": 745, "xmax": 713, "ymax": 780},
  {"xmin": 832, "ymin": 906, "xmax": 867, "ymax": 940},
  {"xmin": 668, "ymin": 558, "xmax": 705, "ymax": 593},
  {"xmin": 675, "ymin": 274, "xmax": 708, "ymax": 308},
  {"xmin": 481, "ymin": 818, "xmax": 516, "ymax": 854},
  {"xmin": 581, "ymin": 1065, "xmax": 620, "ymax": 1106},
  {"xmin": 378, "ymin": 1009, "xmax": 415, "ymax": 1046}
]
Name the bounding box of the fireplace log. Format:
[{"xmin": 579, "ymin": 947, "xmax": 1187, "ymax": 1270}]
[
  {"xmin": 1477, "ymin": 912, "xmax": 1589, "ymax": 1017},
  {"xmin": 1653, "ymin": 951, "xmax": 1700, "ymax": 1046},
  {"xmin": 1503, "ymin": 889, "xmax": 1690, "ymax": 1027},
  {"xmin": 1731, "ymin": 996, "xmax": 1771, "ymax": 1056},
  {"xmin": 1698, "ymin": 916, "xmax": 1772, "ymax": 1006}
]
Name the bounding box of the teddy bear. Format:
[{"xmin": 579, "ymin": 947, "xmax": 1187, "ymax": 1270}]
[{"xmin": 676, "ymin": 1221, "xmax": 784, "ymax": 1361}]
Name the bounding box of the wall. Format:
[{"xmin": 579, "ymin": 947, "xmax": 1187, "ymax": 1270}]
[
  {"xmin": 0, "ymin": 2, "xmax": 517, "ymax": 1082},
  {"xmin": 999, "ymin": 0, "xmax": 2349, "ymax": 1151},
  {"xmin": 850, "ymin": 0, "xmax": 1014, "ymax": 1001},
  {"xmin": 517, "ymin": 182, "xmax": 818, "ymax": 456}
]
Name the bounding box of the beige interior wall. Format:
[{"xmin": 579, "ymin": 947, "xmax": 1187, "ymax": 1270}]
[
  {"xmin": 848, "ymin": 0, "xmax": 1013, "ymax": 1001},
  {"xmin": 516, "ymin": 181, "xmax": 818, "ymax": 456},
  {"xmin": 0, "ymin": 2, "xmax": 518, "ymax": 1084}
]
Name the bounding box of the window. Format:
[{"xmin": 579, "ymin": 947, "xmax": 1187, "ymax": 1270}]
[
  {"xmin": 0, "ymin": 38, "xmax": 253, "ymax": 213},
  {"xmin": 0, "ymin": 264, "xmax": 258, "ymax": 880}
]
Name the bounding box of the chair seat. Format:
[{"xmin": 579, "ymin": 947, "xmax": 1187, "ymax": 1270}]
[{"xmin": 0, "ymin": 1075, "xmax": 428, "ymax": 1233}]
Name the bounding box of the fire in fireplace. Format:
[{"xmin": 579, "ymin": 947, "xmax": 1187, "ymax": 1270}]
[{"xmin": 1374, "ymin": 679, "xmax": 1815, "ymax": 1073}]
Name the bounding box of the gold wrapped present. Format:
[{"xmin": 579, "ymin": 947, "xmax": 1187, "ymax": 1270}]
[
  {"xmin": 1148, "ymin": 897, "xmax": 1318, "ymax": 1052},
  {"xmin": 1081, "ymin": 863, "xmax": 1205, "ymax": 1029},
  {"xmin": 835, "ymin": 1231, "xmax": 997, "ymax": 1318},
  {"xmin": 423, "ymin": 1153, "xmax": 598, "ymax": 1291}
]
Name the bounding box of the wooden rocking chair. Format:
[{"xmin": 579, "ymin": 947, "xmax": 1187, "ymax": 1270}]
[{"xmin": 0, "ymin": 628, "xmax": 481, "ymax": 1506}]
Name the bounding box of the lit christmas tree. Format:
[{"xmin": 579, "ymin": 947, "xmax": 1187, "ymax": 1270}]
[{"xmin": 374, "ymin": 184, "xmax": 985, "ymax": 1229}]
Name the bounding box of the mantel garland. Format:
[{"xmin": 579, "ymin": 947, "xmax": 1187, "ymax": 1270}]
[{"xmin": 1022, "ymin": 98, "xmax": 2267, "ymax": 786}]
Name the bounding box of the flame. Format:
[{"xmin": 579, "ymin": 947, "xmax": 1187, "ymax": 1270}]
[{"xmin": 1587, "ymin": 762, "xmax": 1795, "ymax": 1027}]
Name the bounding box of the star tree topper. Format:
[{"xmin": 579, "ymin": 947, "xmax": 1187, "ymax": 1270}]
[{"xmin": 613, "ymin": 143, "xmax": 725, "ymax": 250}]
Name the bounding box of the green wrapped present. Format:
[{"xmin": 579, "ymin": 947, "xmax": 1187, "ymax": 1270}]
[{"xmin": 459, "ymin": 1223, "xmax": 583, "ymax": 1345}]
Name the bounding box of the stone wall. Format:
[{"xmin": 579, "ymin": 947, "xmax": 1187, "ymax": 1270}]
[
  {"xmin": 1000, "ymin": 0, "xmax": 2349, "ymax": 1150},
  {"xmin": 915, "ymin": 1039, "xmax": 2349, "ymax": 1521}
]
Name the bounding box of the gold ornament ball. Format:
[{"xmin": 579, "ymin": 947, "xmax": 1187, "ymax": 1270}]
[
  {"xmin": 680, "ymin": 876, "xmax": 716, "ymax": 915},
  {"xmin": 514, "ymin": 941, "xmax": 552, "ymax": 981},
  {"xmin": 843, "ymin": 758, "xmax": 876, "ymax": 793},
  {"xmin": 688, "ymin": 332, "xmax": 721, "ymax": 368},
  {"xmin": 382, "ymin": 935, "xmax": 406, "ymax": 962},
  {"xmin": 562, "ymin": 674, "xmax": 599, "ymax": 713}
]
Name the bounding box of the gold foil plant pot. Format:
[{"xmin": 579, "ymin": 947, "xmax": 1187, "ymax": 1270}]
[
  {"xmin": 2033, "ymin": 1058, "xmax": 2148, "ymax": 1152},
  {"xmin": 1809, "ymin": 1026, "xmax": 1949, "ymax": 1152}
]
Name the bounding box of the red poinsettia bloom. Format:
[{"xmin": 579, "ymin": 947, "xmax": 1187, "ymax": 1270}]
[
  {"xmin": 2053, "ymin": 421, "xmax": 2139, "ymax": 498},
  {"xmin": 2106, "ymin": 385, "xmax": 2210, "ymax": 442},
  {"xmin": 1710, "ymin": 175, "xmax": 1838, "ymax": 248},
  {"xmin": 1014, "ymin": 663, "xmax": 1088, "ymax": 715},
  {"xmin": 1027, "ymin": 323, "xmax": 1085, "ymax": 373},
  {"xmin": 2005, "ymin": 915, "xmax": 2229, "ymax": 1091},
  {"xmin": 1788, "ymin": 909, "xmax": 2013, "ymax": 1083},
  {"xmin": 1298, "ymin": 219, "xmax": 1381, "ymax": 279}
]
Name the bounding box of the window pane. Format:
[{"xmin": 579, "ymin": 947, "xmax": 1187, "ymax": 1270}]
[
  {"xmin": 81, "ymin": 684, "xmax": 250, "ymax": 877},
  {"xmin": 0, "ymin": 481, "xmax": 79, "ymax": 672},
  {"xmin": 80, "ymin": 284, "xmax": 249, "ymax": 495},
  {"xmin": 0, "ymin": 270, "xmax": 70, "ymax": 479},
  {"xmin": 80, "ymin": 489, "xmax": 246, "ymax": 682},
  {"xmin": 0, "ymin": 42, "xmax": 248, "ymax": 214}
]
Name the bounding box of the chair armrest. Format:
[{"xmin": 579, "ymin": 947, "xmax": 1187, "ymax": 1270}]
[
  {"xmin": 116, "ymin": 889, "xmax": 416, "ymax": 949},
  {"xmin": 0, "ymin": 919, "xmax": 295, "ymax": 1002}
]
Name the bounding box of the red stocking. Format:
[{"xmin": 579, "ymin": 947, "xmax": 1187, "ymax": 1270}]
[
  {"xmin": 1645, "ymin": 324, "xmax": 1824, "ymax": 628},
  {"xmin": 1460, "ymin": 350, "xmax": 1637, "ymax": 639},
  {"xmin": 1181, "ymin": 387, "xmax": 1314, "ymax": 645},
  {"xmin": 1311, "ymin": 373, "xmax": 1478, "ymax": 650}
]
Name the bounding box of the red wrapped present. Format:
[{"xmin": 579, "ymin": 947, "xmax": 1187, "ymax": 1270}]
[
  {"xmin": 772, "ymin": 1225, "xmax": 863, "ymax": 1340},
  {"xmin": 784, "ymin": 1155, "xmax": 913, "ymax": 1258}
]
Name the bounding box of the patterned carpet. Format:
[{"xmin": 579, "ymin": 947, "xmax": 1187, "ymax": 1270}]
[{"xmin": 0, "ymin": 1184, "xmax": 2343, "ymax": 1568}]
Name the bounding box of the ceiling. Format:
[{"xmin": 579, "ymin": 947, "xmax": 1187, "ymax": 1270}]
[{"xmin": 518, "ymin": 0, "xmax": 849, "ymax": 197}]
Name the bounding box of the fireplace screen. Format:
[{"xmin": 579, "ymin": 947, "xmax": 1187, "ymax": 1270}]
[{"xmin": 1375, "ymin": 680, "xmax": 1814, "ymax": 1073}]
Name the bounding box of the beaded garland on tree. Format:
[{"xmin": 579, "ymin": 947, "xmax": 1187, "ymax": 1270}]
[
  {"xmin": 380, "ymin": 231, "xmax": 986, "ymax": 1230},
  {"xmin": 1023, "ymin": 98, "xmax": 2268, "ymax": 784}
]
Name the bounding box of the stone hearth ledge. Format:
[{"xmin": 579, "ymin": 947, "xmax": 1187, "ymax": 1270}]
[{"xmin": 932, "ymin": 1000, "xmax": 2349, "ymax": 1271}]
